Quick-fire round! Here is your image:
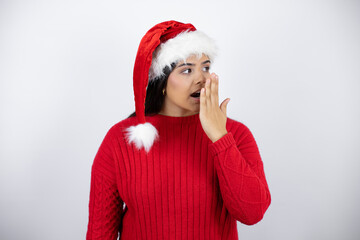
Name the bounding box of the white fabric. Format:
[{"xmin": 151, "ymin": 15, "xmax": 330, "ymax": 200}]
[
  {"xmin": 124, "ymin": 122, "xmax": 159, "ymax": 153},
  {"xmin": 148, "ymin": 30, "xmax": 218, "ymax": 80}
]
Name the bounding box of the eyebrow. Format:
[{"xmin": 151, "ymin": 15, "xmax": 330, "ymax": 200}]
[{"xmin": 176, "ymin": 60, "xmax": 211, "ymax": 68}]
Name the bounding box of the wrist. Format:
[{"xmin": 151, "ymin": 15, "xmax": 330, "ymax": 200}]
[{"xmin": 210, "ymin": 130, "xmax": 228, "ymax": 143}]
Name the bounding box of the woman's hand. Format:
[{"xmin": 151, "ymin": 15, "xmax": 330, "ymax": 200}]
[{"xmin": 199, "ymin": 72, "xmax": 231, "ymax": 143}]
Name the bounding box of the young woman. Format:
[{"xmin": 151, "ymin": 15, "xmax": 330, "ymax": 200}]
[{"xmin": 86, "ymin": 20, "xmax": 271, "ymax": 240}]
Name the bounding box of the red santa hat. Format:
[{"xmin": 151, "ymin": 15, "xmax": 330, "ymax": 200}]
[{"xmin": 124, "ymin": 20, "xmax": 218, "ymax": 153}]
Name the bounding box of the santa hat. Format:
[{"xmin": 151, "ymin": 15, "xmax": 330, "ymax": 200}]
[{"xmin": 124, "ymin": 20, "xmax": 218, "ymax": 153}]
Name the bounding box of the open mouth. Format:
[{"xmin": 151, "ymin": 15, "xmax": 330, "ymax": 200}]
[{"xmin": 190, "ymin": 91, "xmax": 201, "ymax": 98}]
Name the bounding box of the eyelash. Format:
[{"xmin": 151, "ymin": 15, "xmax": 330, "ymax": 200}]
[{"xmin": 182, "ymin": 66, "xmax": 210, "ymax": 74}]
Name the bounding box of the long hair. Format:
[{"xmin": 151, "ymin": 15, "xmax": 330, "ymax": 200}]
[{"xmin": 127, "ymin": 62, "xmax": 177, "ymax": 118}]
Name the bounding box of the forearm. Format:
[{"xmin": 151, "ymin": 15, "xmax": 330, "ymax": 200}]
[{"xmin": 209, "ymin": 132, "xmax": 271, "ymax": 225}]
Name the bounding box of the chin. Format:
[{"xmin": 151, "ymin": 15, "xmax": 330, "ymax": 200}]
[{"xmin": 191, "ymin": 107, "xmax": 200, "ymax": 114}]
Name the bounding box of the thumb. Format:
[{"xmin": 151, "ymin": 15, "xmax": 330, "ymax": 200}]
[{"xmin": 220, "ymin": 98, "xmax": 230, "ymax": 115}]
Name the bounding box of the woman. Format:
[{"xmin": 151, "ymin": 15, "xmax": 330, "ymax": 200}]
[{"xmin": 86, "ymin": 20, "xmax": 271, "ymax": 240}]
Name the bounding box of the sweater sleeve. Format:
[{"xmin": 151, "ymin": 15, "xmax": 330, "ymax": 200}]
[
  {"xmin": 208, "ymin": 124, "xmax": 271, "ymax": 225},
  {"xmin": 86, "ymin": 128, "xmax": 124, "ymax": 239}
]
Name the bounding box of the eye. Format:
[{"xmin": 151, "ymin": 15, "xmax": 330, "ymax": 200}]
[
  {"xmin": 203, "ymin": 66, "xmax": 210, "ymax": 72},
  {"xmin": 181, "ymin": 68, "xmax": 192, "ymax": 74}
]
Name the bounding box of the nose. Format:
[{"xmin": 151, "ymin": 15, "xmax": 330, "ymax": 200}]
[{"xmin": 195, "ymin": 69, "xmax": 207, "ymax": 85}]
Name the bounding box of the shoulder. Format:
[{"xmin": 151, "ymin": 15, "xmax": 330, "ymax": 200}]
[
  {"xmin": 226, "ymin": 116, "xmax": 251, "ymax": 136},
  {"xmin": 226, "ymin": 116, "xmax": 256, "ymax": 144}
]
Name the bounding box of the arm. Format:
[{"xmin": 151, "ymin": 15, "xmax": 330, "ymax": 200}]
[
  {"xmin": 86, "ymin": 128, "xmax": 124, "ymax": 239},
  {"xmin": 208, "ymin": 124, "xmax": 271, "ymax": 225}
]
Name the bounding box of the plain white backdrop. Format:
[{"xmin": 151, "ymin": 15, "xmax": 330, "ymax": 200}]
[{"xmin": 0, "ymin": 0, "xmax": 359, "ymax": 239}]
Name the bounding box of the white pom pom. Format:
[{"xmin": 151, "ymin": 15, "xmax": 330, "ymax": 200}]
[{"xmin": 124, "ymin": 122, "xmax": 159, "ymax": 153}]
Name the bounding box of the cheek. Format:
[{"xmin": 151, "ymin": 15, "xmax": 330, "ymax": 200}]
[
  {"xmin": 204, "ymin": 72, "xmax": 211, "ymax": 79},
  {"xmin": 167, "ymin": 77, "xmax": 190, "ymax": 98}
]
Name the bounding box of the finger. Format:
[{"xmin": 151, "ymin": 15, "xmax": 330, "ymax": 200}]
[
  {"xmin": 205, "ymin": 78, "xmax": 211, "ymax": 110},
  {"xmin": 211, "ymin": 74, "xmax": 219, "ymax": 106},
  {"xmin": 200, "ymin": 87, "xmax": 206, "ymax": 111}
]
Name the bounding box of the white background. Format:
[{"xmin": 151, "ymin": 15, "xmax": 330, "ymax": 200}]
[{"xmin": 1, "ymin": 0, "xmax": 359, "ymax": 239}]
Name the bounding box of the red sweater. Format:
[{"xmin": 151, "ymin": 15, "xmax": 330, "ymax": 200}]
[{"xmin": 86, "ymin": 113, "xmax": 271, "ymax": 240}]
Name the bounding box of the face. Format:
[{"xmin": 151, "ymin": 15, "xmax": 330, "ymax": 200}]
[{"xmin": 159, "ymin": 53, "xmax": 211, "ymax": 116}]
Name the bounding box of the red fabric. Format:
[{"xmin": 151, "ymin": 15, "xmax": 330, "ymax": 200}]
[
  {"xmin": 133, "ymin": 21, "xmax": 196, "ymax": 124},
  {"xmin": 86, "ymin": 113, "xmax": 271, "ymax": 239}
]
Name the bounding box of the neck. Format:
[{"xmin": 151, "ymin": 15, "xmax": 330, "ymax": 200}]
[
  {"xmin": 151, "ymin": 112, "xmax": 200, "ymax": 125},
  {"xmin": 158, "ymin": 98, "xmax": 199, "ymax": 117}
]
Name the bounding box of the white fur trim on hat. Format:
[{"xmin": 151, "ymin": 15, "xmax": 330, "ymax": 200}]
[
  {"xmin": 149, "ymin": 30, "xmax": 218, "ymax": 80},
  {"xmin": 124, "ymin": 122, "xmax": 159, "ymax": 153}
]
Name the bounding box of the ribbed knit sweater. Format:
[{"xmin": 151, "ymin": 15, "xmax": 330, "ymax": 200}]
[{"xmin": 86, "ymin": 113, "xmax": 271, "ymax": 240}]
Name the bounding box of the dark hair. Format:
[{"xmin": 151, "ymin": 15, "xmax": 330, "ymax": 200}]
[{"xmin": 127, "ymin": 62, "xmax": 177, "ymax": 118}]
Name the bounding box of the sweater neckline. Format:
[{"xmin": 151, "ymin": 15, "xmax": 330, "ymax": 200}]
[{"xmin": 150, "ymin": 113, "xmax": 200, "ymax": 124}]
